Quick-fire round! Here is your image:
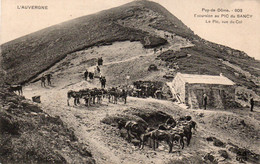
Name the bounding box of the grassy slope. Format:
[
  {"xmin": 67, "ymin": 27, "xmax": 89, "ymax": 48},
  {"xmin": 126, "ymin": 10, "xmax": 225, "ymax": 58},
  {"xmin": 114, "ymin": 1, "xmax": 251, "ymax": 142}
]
[
  {"xmin": 0, "ymin": 86, "xmax": 95, "ymax": 163},
  {"xmin": 157, "ymin": 39, "xmax": 260, "ymax": 94},
  {"xmin": 1, "ymin": 0, "xmax": 176, "ymax": 84}
]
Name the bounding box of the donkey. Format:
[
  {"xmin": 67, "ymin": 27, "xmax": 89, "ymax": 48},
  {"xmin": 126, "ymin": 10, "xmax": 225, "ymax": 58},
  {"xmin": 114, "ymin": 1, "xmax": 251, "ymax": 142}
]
[
  {"xmin": 143, "ymin": 129, "xmax": 173, "ymax": 153},
  {"xmin": 67, "ymin": 90, "xmax": 81, "ymax": 106},
  {"xmin": 9, "ymin": 85, "xmax": 23, "ymax": 95},
  {"xmin": 125, "ymin": 121, "xmax": 147, "ymax": 147}
]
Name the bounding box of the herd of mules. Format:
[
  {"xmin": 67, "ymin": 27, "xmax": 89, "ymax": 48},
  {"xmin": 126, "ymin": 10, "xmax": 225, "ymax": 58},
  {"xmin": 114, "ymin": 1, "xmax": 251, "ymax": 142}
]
[
  {"xmin": 6, "ymin": 82, "xmax": 196, "ymax": 154},
  {"xmin": 122, "ymin": 116, "xmax": 196, "ymax": 153},
  {"xmin": 6, "ymin": 82, "xmax": 127, "ymax": 106},
  {"xmin": 67, "ymin": 87, "xmax": 127, "ymax": 106}
]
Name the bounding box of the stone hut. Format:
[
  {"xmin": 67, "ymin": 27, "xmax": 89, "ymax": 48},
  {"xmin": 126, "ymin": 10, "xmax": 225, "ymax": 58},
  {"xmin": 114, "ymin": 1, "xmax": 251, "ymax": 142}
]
[{"xmin": 171, "ymin": 72, "xmax": 235, "ymax": 109}]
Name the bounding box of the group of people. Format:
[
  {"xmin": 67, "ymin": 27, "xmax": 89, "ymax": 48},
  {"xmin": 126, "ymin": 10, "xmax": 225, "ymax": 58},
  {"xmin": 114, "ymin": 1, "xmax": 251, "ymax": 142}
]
[
  {"xmin": 83, "ymin": 57, "xmax": 106, "ymax": 89},
  {"xmin": 41, "ymin": 73, "xmax": 52, "ymax": 87},
  {"xmin": 84, "ymin": 66, "xmax": 101, "ymax": 80},
  {"xmin": 84, "ymin": 70, "xmax": 93, "ymax": 81}
]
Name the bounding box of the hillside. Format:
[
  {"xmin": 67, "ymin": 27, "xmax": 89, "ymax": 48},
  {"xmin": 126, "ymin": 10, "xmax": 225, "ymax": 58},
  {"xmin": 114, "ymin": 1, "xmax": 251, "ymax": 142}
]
[
  {"xmin": 1, "ymin": 0, "xmax": 191, "ymax": 84},
  {"xmin": 1, "ymin": 0, "xmax": 260, "ymax": 163},
  {"xmin": 1, "ymin": 1, "xmax": 259, "ymax": 95},
  {"xmin": 0, "ymin": 86, "xmax": 95, "ymax": 163}
]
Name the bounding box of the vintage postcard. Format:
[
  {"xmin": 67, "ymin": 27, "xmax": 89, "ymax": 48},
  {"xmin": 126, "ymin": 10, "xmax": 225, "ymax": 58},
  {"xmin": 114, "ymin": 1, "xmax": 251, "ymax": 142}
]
[{"xmin": 1, "ymin": 0, "xmax": 259, "ymax": 163}]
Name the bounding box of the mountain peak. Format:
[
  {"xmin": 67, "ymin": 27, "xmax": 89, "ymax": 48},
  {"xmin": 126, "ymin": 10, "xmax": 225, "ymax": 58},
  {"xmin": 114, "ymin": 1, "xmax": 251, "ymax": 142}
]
[{"xmin": 1, "ymin": 1, "xmax": 259, "ymax": 96}]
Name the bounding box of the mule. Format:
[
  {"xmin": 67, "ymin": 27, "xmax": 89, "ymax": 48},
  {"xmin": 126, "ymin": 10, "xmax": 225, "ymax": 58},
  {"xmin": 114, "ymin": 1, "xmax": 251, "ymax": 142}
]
[
  {"xmin": 125, "ymin": 121, "xmax": 146, "ymax": 147},
  {"xmin": 67, "ymin": 90, "xmax": 81, "ymax": 106},
  {"xmin": 9, "ymin": 85, "xmax": 23, "ymax": 95},
  {"xmin": 146, "ymin": 129, "xmax": 173, "ymax": 153},
  {"xmin": 170, "ymin": 132, "xmax": 184, "ymax": 149},
  {"xmin": 175, "ymin": 120, "xmax": 196, "ymax": 146}
]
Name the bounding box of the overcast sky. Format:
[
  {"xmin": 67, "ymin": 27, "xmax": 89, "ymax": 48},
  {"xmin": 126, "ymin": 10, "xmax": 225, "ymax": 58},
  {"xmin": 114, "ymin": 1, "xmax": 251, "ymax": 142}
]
[{"xmin": 1, "ymin": 0, "xmax": 260, "ymax": 59}]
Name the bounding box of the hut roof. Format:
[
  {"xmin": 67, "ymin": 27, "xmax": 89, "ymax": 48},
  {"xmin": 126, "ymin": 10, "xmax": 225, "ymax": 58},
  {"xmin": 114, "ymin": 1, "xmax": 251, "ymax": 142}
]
[{"xmin": 175, "ymin": 73, "xmax": 235, "ymax": 85}]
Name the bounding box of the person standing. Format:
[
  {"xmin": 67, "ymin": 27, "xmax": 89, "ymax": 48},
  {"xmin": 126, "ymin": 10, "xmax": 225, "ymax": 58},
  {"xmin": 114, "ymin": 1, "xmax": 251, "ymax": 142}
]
[
  {"xmin": 100, "ymin": 57, "xmax": 103, "ymax": 65},
  {"xmin": 84, "ymin": 70, "xmax": 89, "ymax": 81},
  {"xmin": 203, "ymin": 93, "xmax": 208, "ymax": 110},
  {"xmin": 98, "ymin": 58, "xmax": 101, "ymax": 66},
  {"xmin": 46, "ymin": 73, "xmax": 52, "ymax": 86},
  {"xmin": 89, "ymin": 72, "xmax": 94, "ymax": 80},
  {"xmin": 249, "ymin": 94, "xmax": 254, "ymax": 112},
  {"xmin": 96, "ymin": 66, "xmax": 100, "ymax": 73},
  {"xmin": 41, "ymin": 75, "xmax": 46, "ymax": 87},
  {"xmin": 101, "ymin": 76, "xmax": 106, "ymax": 88},
  {"xmin": 98, "ymin": 57, "xmax": 103, "ymax": 66}
]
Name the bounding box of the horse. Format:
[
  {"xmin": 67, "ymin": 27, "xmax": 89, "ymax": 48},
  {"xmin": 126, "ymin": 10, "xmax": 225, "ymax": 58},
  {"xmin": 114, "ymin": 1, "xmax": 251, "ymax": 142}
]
[
  {"xmin": 117, "ymin": 88, "xmax": 127, "ymax": 104},
  {"xmin": 94, "ymin": 88, "xmax": 103, "ymax": 104},
  {"xmin": 158, "ymin": 117, "xmax": 177, "ymax": 130},
  {"xmin": 110, "ymin": 88, "xmax": 127, "ymax": 104},
  {"xmin": 174, "ymin": 120, "xmax": 196, "ymax": 146},
  {"xmin": 142, "ymin": 129, "xmax": 173, "ymax": 153},
  {"xmin": 79, "ymin": 89, "xmax": 92, "ymax": 106},
  {"xmin": 83, "ymin": 94, "xmax": 91, "ymax": 106},
  {"xmin": 107, "ymin": 87, "xmax": 116, "ymax": 103},
  {"xmin": 170, "ymin": 132, "xmax": 184, "ymax": 149},
  {"xmin": 101, "ymin": 88, "xmax": 108, "ymax": 99},
  {"xmin": 9, "ymin": 85, "xmax": 23, "ymax": 95},
  {"xmin": 89, "ymin": 88, "xmax": 98, "ymax": 104},
  {"xmin": 67, "ymin": 90, "xmax": 82, "ymax": 106},
  {"xmin": 125, "ymin": 121, "xmax": 147, "ymax": 148}
]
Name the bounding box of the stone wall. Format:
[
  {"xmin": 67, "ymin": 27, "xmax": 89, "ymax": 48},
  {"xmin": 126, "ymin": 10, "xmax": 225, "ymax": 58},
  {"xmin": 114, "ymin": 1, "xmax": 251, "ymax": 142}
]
[
  {"xmin": 172, "ymin": 74, "xmax": 186, "ymax": 103},
  {"xmin": 186, "ymin": 84, "xmax": 235, "ymax": 109}
]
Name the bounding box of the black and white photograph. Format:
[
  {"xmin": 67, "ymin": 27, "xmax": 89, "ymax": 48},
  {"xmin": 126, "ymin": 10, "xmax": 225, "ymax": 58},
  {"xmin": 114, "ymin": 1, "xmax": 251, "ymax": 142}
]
[{"xmin": 0, "ymin": 0, "xmax": 260, "ymax": 163}]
